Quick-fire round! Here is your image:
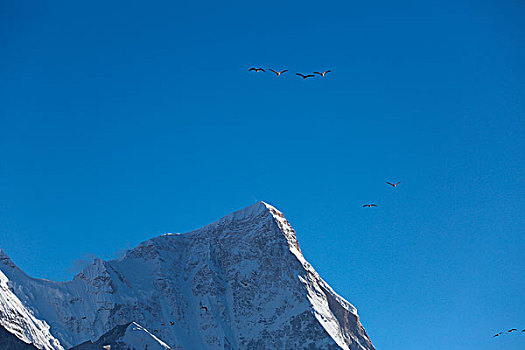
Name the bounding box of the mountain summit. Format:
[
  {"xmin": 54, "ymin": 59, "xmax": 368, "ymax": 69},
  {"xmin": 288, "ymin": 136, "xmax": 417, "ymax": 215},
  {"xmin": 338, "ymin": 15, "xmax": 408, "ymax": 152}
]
[{"xmin": 0, "ymin": 202, "xmax": 375, "ymax": 349}]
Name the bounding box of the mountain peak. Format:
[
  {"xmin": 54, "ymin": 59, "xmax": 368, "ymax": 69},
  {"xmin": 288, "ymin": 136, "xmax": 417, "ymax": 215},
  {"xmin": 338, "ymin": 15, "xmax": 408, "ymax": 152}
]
[
  {"xmin": 73, "ymin": 258, "xmax": 109, "ymax": 281},
  {"xmin": 0, "ymin": 202, "xmax": 375, "ymax": 350},
  {"xmin": 195, "ymin": 201, "xmax": 303, "ymax": 256},
  {"xmin": 215, "ymin": 201, "xmax": 273, "ymax": 222}
]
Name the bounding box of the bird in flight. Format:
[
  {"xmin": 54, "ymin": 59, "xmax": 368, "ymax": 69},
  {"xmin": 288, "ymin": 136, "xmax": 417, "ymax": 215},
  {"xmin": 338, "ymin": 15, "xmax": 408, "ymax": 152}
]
[
  {"xmin": 508, "ymin": 329, "xmax": 518, "ymax": 333},
  {"xmin": 314, "ymin": 70, "xmax": 331, "ymax": 77},
  {"xmin": 296, "ymin": 73, "xmax": 315, "ymax": 79},
  {"xmin": 493, "ymin": 332, "xmax": 503, "ymax": 337},
  {"xmin": 170, "ymin": 321, "xmax": 175, "ymax": 326},
  {"xmin": 386, "ymin": 181, "xmax": 401, "ymax": 188},
  {"xmin": 249, "ymin": 68, "xmax": 265, "ymax": 72},
  {"xmin": 81, "ymin": 316, "xmax": 87, "ymax": 320},
  {"xmin": 242, "ymin": 282, "xmax": 248, "ymax": 286},
  {"xmin": 201, "ymin": 305, "xmax": 208, "ymax": 312},
  {"xmin": 363, "ymin": 204, "xmax": 377, "ymax": 208},
  {"xmin": 269, "ymin": 69, "xmax": 288, "ymax": 76}
]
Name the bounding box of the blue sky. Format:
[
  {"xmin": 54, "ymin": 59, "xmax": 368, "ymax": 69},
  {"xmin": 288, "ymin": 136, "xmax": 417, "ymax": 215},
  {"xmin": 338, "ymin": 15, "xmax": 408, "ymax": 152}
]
[{"xmin": 1, "ymin": 0, "xmax": 524, "ymax": 349}]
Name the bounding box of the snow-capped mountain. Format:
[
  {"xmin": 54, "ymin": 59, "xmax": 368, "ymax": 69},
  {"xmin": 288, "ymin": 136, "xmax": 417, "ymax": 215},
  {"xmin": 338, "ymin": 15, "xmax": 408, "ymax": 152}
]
[
  {"xmin": 0, "ymin": 268, "xmax": 63, "ymax": 350},
  {"xmin": 71, "ymin": 322, "xmax": 170, "ymax": 350},
  {"xmin": 0, "ymin": 202, "xmax": 375, "ymax": 349}
]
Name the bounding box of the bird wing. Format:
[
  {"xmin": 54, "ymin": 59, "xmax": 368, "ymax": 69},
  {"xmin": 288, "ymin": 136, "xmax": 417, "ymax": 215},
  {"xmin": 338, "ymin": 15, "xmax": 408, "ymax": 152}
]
[
  {"xmin": 280, "ymin": 70, "xmax": 288, "ymax": 73},
  {"xmin": 324, "ymin": 70, "xmax": 331, "ymax": 74},
  {"xmin": 249, "ymin": 68, "xmax": 256, "ymax": 71},
  {"xmin": 386, "ymin": 182, "xmax": 394, "ymax": 186},
  {"xmin": 362, "ymin": 204, "xmax": 368, "ymax": 207},
  {"xmin": 371, "ymin": 204, "xmax": 377, "ymax": 207},
  {"xmin": 313, "ymin": 72, "xmax": 322, "ymax": 75},
  {"xmin": 296, "ymin": 73, "xmax": 304, "ymax": 77},
  {"xmin": 260, "ymin": 68, "xmax": 265, "ymax": 72},
  {"xmin": 395, "ymin": 181, "xmax": 401, "ymax": 186},
  {"xmin": 269, "ymin": 69, "xmax": 278, "ymax": 74},
  {"xmin": 306, "ymin": 75, "xmax": 315, "ymax": 78}
]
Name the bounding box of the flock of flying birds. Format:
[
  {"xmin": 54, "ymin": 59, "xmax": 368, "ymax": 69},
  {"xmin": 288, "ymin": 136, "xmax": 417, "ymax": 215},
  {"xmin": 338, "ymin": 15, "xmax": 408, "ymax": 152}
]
[
  {"xmin": 249, "ymin": 67, "xmax": 331, "ymax": 79},
  {"xmin": 493, "ymin": 328, "xmax": 525, "ymax": 337},
  {"xmin": 362, "ymin": 181, "xmax": 401, "ymax": 208},
  {"xmin": 249, "ymin": 66, "xmax": 524, "ymax": 342},
  {"xmin": 249, "ymin": 66, "xmax": 399, "ymax": 207}
]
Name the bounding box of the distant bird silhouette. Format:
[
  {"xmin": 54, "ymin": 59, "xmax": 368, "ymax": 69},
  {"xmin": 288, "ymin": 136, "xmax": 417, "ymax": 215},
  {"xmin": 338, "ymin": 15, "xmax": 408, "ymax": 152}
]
[
  {"xmin": 493, "ymin": 332, "xmax": 503, "ymax": 337},
  {"xmin": 296, "ymin": 73, "xmax": 315, "ymax": 79},
  {"xmin": 269, "ymin": 69, "xmax": 288, "ymax": 76},
  {"xmin": 522, "ymin": 329, "xmax": 525, "ymax": 332},
  {"xmin": 249, "ymin": 68, "xmax": 265, "ymax": 72},
  {"xmin": 201, "ymin": 305, "xmax": 208, "ymax": 312},
  {"xmin": 313, "ymin": 70, "xmax": 331, "ymax": 77},
  {"xmin": 363, "ymin": 204, "xmax": 377, "ymax": 208},
  {"xmin": 242, "ymin": 282, "xmax": 248, "ymax": 286},
  {"xmin": 386, "ymin": 181, "xmax": 401, "ymax": 188},
  {"xmin": 81, "ymin": 316, "xmax": 87, "ymax": 320},
  {"xmin": 170, "ymin": 321, "xmax": 175, "ymax": 326},
  {"xmin": 154, "ymin": 329, "xmax": 158, "ymax": 332},
  {"xmin": 508, "ymin": 329, "xmax": 518, "ymax": 333}
]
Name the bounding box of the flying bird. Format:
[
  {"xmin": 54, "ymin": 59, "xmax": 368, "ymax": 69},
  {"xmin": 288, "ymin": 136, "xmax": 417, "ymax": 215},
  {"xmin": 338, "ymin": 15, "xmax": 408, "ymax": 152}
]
[
  {"xmin": 249, "ymin": 68, "xmax": 265, "ymax": 72},
  {"xmin": 242, "ymin": 282, "xmax": 248, "ymax": 286},
  {"xmin": 363, "ymin": 204, "xmax": 378, "ymax": 208},
  {"xmin": 201, "ymin": 305, "xmax": 208, "ymax": 312},
  {"xmin": 508, "ymin": 329, "xmax": 518, "ymax": 333},
  {"xmin": 296, "ymin": 73, "xmax": 315, "ymax": 79},
  {"xmin": 493, "ymin": 332, "xmax": 503, "ymax": 337},
  {"xmin": 170, "ymin": 321, "xmax": 175, "ymax": 326},
  {"xmin": 313, "ymin": 70, "xmax": 331, "ymax": 77},
  {"xmin": 386, "ymin": 181, "xmax": 401, "ymax": 188},
  {"xmin": 522, "ymin": 329, "xmax": 525, "ymax": 332},
  {"xmin": 269, "ymin": 69, "xmax": 288, "ymax": 76},
  {"xmin": 81, "ymin": 316, "xmax": 87, "ymax": 320}
]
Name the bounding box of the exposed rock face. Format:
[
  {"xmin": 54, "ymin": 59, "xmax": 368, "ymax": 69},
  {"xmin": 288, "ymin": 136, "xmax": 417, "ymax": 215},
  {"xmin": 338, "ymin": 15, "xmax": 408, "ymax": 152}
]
[
  {"xmin": 0, "ymin": 325, "xmax": 39, "ymax": 350},
  {"xmin": 0, "ymin": 202, "xmax": 375, "ymax": 350}
]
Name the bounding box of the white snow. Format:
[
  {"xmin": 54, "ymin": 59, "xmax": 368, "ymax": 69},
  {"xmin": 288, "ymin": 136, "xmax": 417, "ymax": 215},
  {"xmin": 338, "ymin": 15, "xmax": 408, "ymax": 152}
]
[
  {"xmin": 0, "ymin": 269, "xmax": 64, "ymax": 350},
  {"xmin": 0, "ymin": 202, "xmax": 374, "ymax": 350},
  {"xmin": 120, "ymin": 322, "xmax": 171, "ymax": 350}
]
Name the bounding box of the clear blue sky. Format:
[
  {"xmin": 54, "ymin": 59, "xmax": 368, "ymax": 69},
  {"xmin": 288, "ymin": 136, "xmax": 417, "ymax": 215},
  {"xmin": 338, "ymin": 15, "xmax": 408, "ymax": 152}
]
[{"xmin": 1, "ymin": 1, "xmax": 524, "ymax": 349}]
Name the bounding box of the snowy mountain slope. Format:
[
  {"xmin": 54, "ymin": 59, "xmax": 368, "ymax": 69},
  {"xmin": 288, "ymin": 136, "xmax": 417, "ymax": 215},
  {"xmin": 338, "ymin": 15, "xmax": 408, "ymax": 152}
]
[
  {"xmin": 0, "ymin": 202, "xmax": 375, "ymax": 350},
  {"xmin": 0, "ymin": 268, "xmax": 63, "ymax": 350},
  {"xmin": 71, "ymin": 322, "xmax": 170, "ymax": 350}
]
